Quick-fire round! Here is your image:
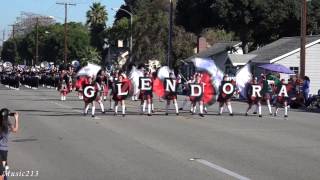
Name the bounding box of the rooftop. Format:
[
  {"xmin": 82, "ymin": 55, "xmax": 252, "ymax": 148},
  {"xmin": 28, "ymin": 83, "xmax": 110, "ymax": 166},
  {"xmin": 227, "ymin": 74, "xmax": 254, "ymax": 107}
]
[{"xmin": 249, "ymin": 35, "xmax": 320, "ymax": 63}]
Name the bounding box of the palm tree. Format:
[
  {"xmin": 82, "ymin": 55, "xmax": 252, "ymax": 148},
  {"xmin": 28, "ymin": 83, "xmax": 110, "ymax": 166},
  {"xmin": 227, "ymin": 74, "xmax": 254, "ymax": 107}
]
[{"xmin": 86, "ymin": 2, "xmax": 108, "ymax": 51}]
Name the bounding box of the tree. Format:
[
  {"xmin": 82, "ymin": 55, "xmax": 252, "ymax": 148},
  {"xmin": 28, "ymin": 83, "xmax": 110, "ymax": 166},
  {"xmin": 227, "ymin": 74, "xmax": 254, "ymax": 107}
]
[
  {"xmin": 107, "ymin": 18, "xmax": 130, "ymax": 47},
  {"xmin": 114, "ymin": 0, "xmax": 139, "ymax": 23},
  {"xmin": 309, "ymin": 0, "xmax": 320, "ymax": 35},
  {"xmin": 16, "ymin": 23, "xmax": 91, "ymax": 65},
  {"xmin": 251, "ymin": 0, "xmax": 301, "ymax": 46},
  {"xmin": 86, "ymin": 2, "xmax": 108, "ymax": 52},
  {"xmin": 130, "ymin": 0, "xmax": 169, "ymax": 64},
  {"xmin": 79, "ymin": 47, "xmax": 101, "ymax": 66},
  {"xmin": 201, "ymin": 28, "xmax": 236, "ymax": 45},
  {"xmin": 110, "ymin": 0, "xmax": 197, "ymax": 65},
  {"xmin": 212, "ymin": 0, "xmax": 267, "ymax": 53},
  {"xmin": 1, "ymin": 39, "xmax": 18, "ymax": 63},
  {"xmin": 176, "ymin": 0, "xmax": 219, "ymax": 35},
  {"xmin": 172, "ymin": 26, "xmax": 197, "ymax": 66}
]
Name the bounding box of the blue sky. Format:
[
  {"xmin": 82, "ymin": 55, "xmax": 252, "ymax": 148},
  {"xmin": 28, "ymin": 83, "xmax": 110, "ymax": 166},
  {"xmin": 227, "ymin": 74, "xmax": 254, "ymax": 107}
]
[{"xmin": 0, "ymin": 0, "xmax": 124, "ymax": 40}]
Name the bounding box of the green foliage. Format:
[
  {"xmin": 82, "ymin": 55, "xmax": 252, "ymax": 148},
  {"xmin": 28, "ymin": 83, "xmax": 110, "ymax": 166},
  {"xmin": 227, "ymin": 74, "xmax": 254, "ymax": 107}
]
[
  {"xmin": 110, "ymin": 0, "xmax": 196, "ymax": 66},
  {"xmin": 201, "ymin": 28, "xmax": 236, "ymax": 45},
  {"xmin": 107, "ymin": 18, "xmax": 130, "ymax": 47},
  {"xmin": 132, "ymin": 0, "xmax": 169, "ymax": 64},
  {"xmin": 7, "ymin": 23, "xmax": 91, "ymax": 65},
  {"xmin": 86, "ymin": 2, "xmax": 108, "ymax": 52},
  {"xmin": 172, "ymin": 26, "xmax": 197, "ymax": 65},
  {"xmin": 176, "ymin": 0, "xmax": 218, "ymax": 34},
  {"xmin": 79, "ymin": 47, "xmax": 101, "ymax": 66},
  {"xmin": 309, "ymin": 0, "xmax": 320, "ymax": 35},
  {"xmin": 176, "ymin": 0, "xmax": 320, "ymax": 53},
  {"xmin": 1, "ymin": 39, "xmax": 18, "ymax": 63}
]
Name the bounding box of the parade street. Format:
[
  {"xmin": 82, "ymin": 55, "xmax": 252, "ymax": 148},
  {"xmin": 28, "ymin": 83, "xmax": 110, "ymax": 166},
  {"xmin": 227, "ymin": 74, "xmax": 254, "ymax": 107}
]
[{"xmin": 2, "ymin": 86, "xmax": 320, "ymax": 180}]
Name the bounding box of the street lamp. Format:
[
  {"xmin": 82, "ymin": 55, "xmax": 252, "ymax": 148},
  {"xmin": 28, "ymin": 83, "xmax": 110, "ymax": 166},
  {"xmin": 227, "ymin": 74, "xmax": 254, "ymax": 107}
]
[
  {"xmin": 111, "ymin": 8, "xmax": 133, "ymax": 63},
  {"xmin": 35, "ymin": 16, "xmax": 54, "ymax": 65}
]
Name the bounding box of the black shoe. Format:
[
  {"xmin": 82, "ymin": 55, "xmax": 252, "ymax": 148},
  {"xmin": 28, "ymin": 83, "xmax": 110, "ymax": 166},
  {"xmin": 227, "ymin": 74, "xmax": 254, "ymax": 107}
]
[
  {"xmin": 114, "ymin": 113, "xmax": 117, "ymax": 116},
  {"xmin": 92, "ymin": 115, "xmax": 95, "ymax": 118},
  {"xmin": 284, "ymin": 115, "xmax": 288, "ymax": 118},
  {"xmin": 102, "ymin": 111, "xmax": 106, "ymax": 114},
  {"xmin": 176, "ymin": 113, "xmax": 179, "ymax": 116},
  {"xmin": 229, "ymin": 113, "xmax": 234, "ymax": 116},
  {"xmin": 259, "ymin": 115, "xmax": 262, "ymax": 118},
  {"xmin": 218, "ymin": 113, "xmax": 222, "ymax": 116},
  {"xmin": 148, "ymin": 114, "xmax": 152, "ymax": 116},
  {"xmin": 122, "ymin": 114, "xmax": 126, "ymax": 117},
  {"xmin": 274, "ymin": 113, "xmax": 277, "ymax": 117},
  {"xmin": 245, "ymin": 113, "xmax": 248, "ymax": 116},
  {"xmin": 253, "ymin": 112, "xmax": 257, "ymax": 114},
  {"xmin": 179, "ymin": 108, "xmax": 183, "ymax": 110},
  {"xmin": 152, "ymin": 110, "xmax": 155, "ymax": 113},
  {"xmin": 269, "ymin": 113, "xmax": 273, "ymax": 116},
  {"xmin": 191, "ymin": 112, "xmax": 194, "ymax": 115},
  {"xmin": 165, "ymin": 113, "xmax": 168, "ymax": 116},
  {"xmin": 199, "ymin": 114, "xmax": 204, "ymax": 117}
]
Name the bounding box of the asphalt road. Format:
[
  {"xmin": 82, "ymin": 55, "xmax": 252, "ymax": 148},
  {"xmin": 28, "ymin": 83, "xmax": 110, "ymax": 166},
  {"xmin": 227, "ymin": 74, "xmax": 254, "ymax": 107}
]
[{"xmin": 1, "ymin": 85, "xmax": 320, "ymax": 180}]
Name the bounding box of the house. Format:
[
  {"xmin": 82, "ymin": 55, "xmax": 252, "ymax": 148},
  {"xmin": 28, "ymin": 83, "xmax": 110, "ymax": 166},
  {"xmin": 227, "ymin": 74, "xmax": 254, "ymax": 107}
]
[
  {"xmin": 182, "ymin": 41, "xmax": 242, "ymax": 78},
  {"xmin": 247, "ymin": 35, "xmax": 320, "ymax": 95},
  {"xmin": 225, "ymin": 54, "xmax": 257, "ymax": 75}
]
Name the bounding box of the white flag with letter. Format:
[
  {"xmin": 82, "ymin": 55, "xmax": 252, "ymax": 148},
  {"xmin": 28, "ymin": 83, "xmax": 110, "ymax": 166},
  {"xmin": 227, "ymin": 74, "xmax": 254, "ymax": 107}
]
[{"xmin": 236, "ymin": 64, "xmax": 252, "ymax": 99}]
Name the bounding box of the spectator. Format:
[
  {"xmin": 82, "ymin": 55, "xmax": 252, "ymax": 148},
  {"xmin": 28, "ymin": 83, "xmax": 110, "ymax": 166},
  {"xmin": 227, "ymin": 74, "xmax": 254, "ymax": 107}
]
[
  {"xmin": 302, "ymin": 76, "xmax": 310, "ymax": 104},
  {"xmin": 0, "ymin": 109, "xmax": 19, "ymax": 180}
]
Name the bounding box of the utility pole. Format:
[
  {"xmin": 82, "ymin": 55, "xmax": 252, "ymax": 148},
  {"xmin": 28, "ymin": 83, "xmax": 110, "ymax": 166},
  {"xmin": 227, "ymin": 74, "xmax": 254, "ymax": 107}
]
[
  {"xmin": 35, "ymin": 17, "xmax": 39, "ymax": 65},
  {"xmin": 1, "ymin": 29, "xmax": 5, "ymax": 45},
  {"xmin": 56, "ymin": 2, "xmax": 76, "ymax": 64},
  {"xmin": 167, "ymin": 0, "xmax": 173, "ymax": 68},
  {"xmin": 2, "ymin": 30, "xmax": 4, "ymax": 42},
  {"xmin": 300, "ymin": 0, "xmax": 307, "ymax": 78},
  {"xmin": 9, "ymin": 24, "xmax": 16, "ymax": 39}
]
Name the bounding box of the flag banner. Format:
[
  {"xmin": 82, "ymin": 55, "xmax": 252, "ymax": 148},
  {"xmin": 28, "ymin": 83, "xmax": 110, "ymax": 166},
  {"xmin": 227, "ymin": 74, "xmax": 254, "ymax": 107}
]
[
  {"xmin": 77, "ymin": 63, "xmax": 101, "ymax": 77},
  {"xmin": 153, "ymin": 66, "xmax": 173, "ymax": 98},
  {"xmin": 192, "ymin": 58, "xmax": 224, "ymax": 89},
  {"xmin": 129, "ymin": 66, "xmax": 144, "ymax": 96},
  {"xmin": 236, "ymin": 64, "xmax": 252, "ymax": 99},
  {"xmin": 201, "ymin": 72, "xmax": 217, "ymax": 105},
  {"xmin": 192, "ymin": 58, "xmax": 221, "ymax": 105}
]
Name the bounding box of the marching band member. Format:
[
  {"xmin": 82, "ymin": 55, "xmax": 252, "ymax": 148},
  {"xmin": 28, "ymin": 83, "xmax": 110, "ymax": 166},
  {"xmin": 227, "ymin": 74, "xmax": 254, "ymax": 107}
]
[
  {"xmin": 60, "ymin": 79, "xmax": 68, "ymax": 101},
  {"xmin": 245, "ymin": 77, "xmax": 262, "ymax": 117},
  {"xmin": 113, "ymin": 73, "xmax": 130, "ymax": 117},
  {"xmin": 165, "ymin": 72, "xmax": 179, "ymax": 116},
  {"xmin": 139, "ymin": 71, "xmax": 154, "ymax": 116},
  {"xmin": 93, "ymin": 76, "xmax": 106, "ymax": 114},
  {"xmin": 83, "ymin": 76, "xmax": 96, "ymax": 117},
  {"xmin": 109, "ymin": 72, "xmax": 118, "ymax": 110},
  {"xmin": 59, "ymin": 70, "xmax": 70, "ymax": 101},
  {"xmin": 179, "ymin": 75, "xmax": 194, "ymax": 112},
  {"xmin": 274, "ymin": 79, "xmax": 295, "ymax": 118},
  {"xmin": 190, "ymin": 73, "xmax": 205, "ymax": 117},
  {"xmin": 218, "ymin": 75, "xmax": 234, "ymax": 116},
  {"xmin": 100, "ymin": 71, "xmax": 110, "ymax": 101},
  {"xmin": 258, "ymin": 74, "xmax": 273, "ymax": 115}
]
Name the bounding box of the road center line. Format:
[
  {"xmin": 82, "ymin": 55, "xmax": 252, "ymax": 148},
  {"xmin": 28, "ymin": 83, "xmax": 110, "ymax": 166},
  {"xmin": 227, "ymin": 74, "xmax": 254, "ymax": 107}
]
[{"xmin": 190, "ymin": 158, "xmax": 251, "ymax": 180}]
